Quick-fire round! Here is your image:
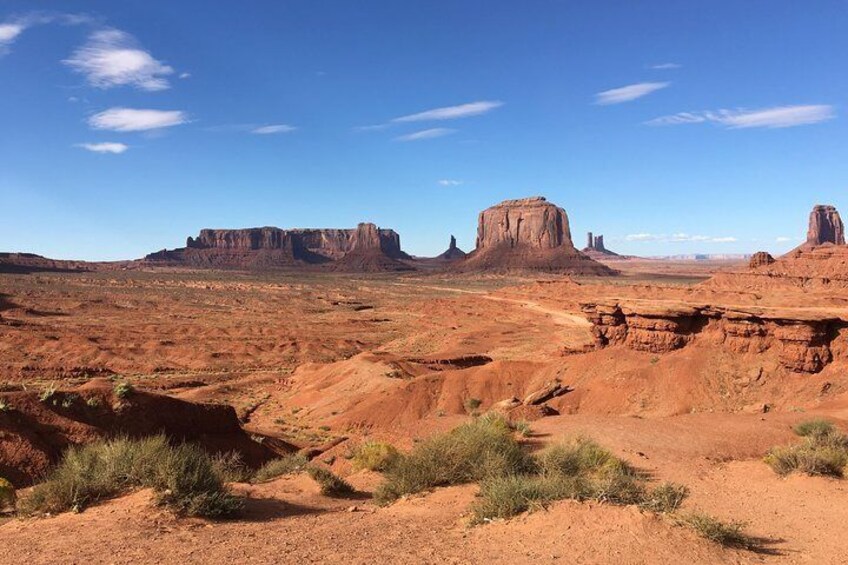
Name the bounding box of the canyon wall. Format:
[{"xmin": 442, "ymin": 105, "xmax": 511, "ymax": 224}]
[{"xmin": 582, "ymin": 301, "xmax": 847, "ymax": 374}]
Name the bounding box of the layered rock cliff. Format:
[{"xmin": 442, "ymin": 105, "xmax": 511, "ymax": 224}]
[
  {"xmin": 458, "ymin": 197, "xmax": 615, "ymax": 274},
  {"xmin": 146, "ymin": 223, "xmax": 412, "ymax": 271},
  {"xmin": 582, "ymin": 301, "xmax": 847, "ymax": 374},
  {"xmin": 806, "ymin": 204, "xmax": 845, "ymax": 247}
]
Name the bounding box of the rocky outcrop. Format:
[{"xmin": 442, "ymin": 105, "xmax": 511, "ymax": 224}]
[
  {"xmin": 806, "ymin": 205, "xmax": 845, "ymax": 247},
  {"xmin": 147, "ymin": 223, "xmax": 412, "ymax": 271},
  {"xmin": 749, "ymin": 251, "xmax": 775, "ymax": 269},
  {"xmin": 582, "ymin": 301, "xmax": 847, "ymax": 374},
  {"xmin": 582, "ymin": 232, "xmax": 625, "ymax": 258},
  {"xmin": 458, "ymin": 197, "xmax": 615, "ymax": 274},
  {"xmin": 437, "ymin": 236, "xmax": 467, "ymax": 261}
]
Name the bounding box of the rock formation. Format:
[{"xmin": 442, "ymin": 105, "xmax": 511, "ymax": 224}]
[
  {"xmin": 457, "ymin": 197, "xmax": 615, "ymax": 274},
  {"xmin": 749, "ymin": 251, "xmax": 775, "ymax": 269},
  {"xmin": 582, "ymin": 301, "xmax": 846, "ymax": 374},
  {"xmin": 146, "ymin": 223, "xmax": 413, "ymax": 271},
  {"xmin": 436, "ymin": 236, "xmax": 467, "ymax": 261},
  {"xmin": 806, "ymin": 205, "xmax": 845, "ymax": 247},
  {"xmin": 582, "ymin": 231, "xmax": 627, "ymax": 259}
]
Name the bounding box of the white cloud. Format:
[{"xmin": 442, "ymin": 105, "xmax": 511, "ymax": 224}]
[
  {"xmin": 646, "ymin": 105, "xmax": 835, "ymax": 129},
  {"xmin": 392, "ymin": 101, "xmax": 503, "ymax": 122},
  {"xmin": 395, "ymin": 128, "xmax": 456, "ymax": 141},
  {"xmin": 0, "ymin": 23, "xmax": 24, "ymax": 43},
  {"xmin": 438, "ymin": 179, "xmax": 463, "ymax": 186},
  {"xmin": 64, "ymin": 29, "xmax": 174, "ymax": 91},
  {"xmin": 775, "ymin": 236, "xmax": 793, "ymax": 243},
  {"xmin": 624, "ymin": 233, "xmax": 737, "ymax": 243},
  {"xmin": 179, "ymin": 72, "xmax": 191, "ymax": 79},
  {"xmin": 595, "ymin": 82, "xmax": 669, "ymax": 105},
  {"xmin": 89, "ymin": 108, "xmax": 188, "ymax": 132},
  {"xmin": 624, "ymin": 233, "xmax": 662, "ymax": 242},
  {"xmin": 651, "ymin": 63, "xmax": 681, "ymax": 70},
  {"xmin": 251, "ymin": 124, "xmax": 297, "ymax": 134},
  {"xmin": 75, "ymin": 142, "xmax": 128, "ymax": 154}
]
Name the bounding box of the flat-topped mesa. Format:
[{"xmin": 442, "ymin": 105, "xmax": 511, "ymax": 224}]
[
  {"xmin": 147, "ymin": 223, "xmax": 412, "ymax": 271},
  {"xmin": 807, "ymin": 205, "xmax": 845, "ymax": 247},
  {"xmin": 458, "ymin": 196, "xmax": 616, "ymax": 274},
  {"xmin": 749, "ymin": 251, "xmax": 775, "ymax": 269}
]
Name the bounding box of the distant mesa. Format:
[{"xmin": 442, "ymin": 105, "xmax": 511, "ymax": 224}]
[
  {"xmin": 455, "ymin": 196, "xmax": 616, "ymax": 274},
  {"xmin": 436, "ymin": 235, "xmax": 467, "ymax": 261},
  {"xmin": 146, "ymin": 222, "xmax": 414, "ymax": 272},
  {"xmin": 707, "ymin": 203, "xmax": 848, "ymax": 290}
]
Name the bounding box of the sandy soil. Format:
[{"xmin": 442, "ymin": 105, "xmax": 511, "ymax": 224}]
[{"xmin": 2, "ymin": 261, "xmax": 848, "ymax": 563}]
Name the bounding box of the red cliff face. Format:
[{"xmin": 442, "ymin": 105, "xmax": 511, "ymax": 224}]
[
  {"xmin": 807, "ymin": 205, "xmax": 845, "ymax": 247},
  {"xmin": 459, "ymin": 197, "xmax": 615, "ymax": 274},
  {"xmin": 147, "ymin": 223, "xmax": 410, "ymax": 271}
]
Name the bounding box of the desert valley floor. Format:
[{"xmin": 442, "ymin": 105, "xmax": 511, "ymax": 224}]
[{"xmin": 2, "ymin": 260, "xmax": 848, "ymax": 564}]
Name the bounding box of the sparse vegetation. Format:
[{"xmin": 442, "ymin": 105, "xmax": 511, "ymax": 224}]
[
  {"xmin": 85, "ymin": 396, "xmax": 102, "ymax": 408},
  {"xmin": 511, "ymin": 420, "xmax": 532, "ymax": 437},
  {"xmin": 0, "ymin": 477, "xmax": 16, "ymax": 510},
  {"xmin": 19, "ymin": 435, "xmax": 241, "ymax": 518},
  {"xmin": 373, "ymin": 414, "xmax": 537, "ymax": 505},
  {"xmin": 764, "ymin": 418, "xmax": 848, "ymax": 477},
  {"xmin": 0, "ymin": 398, "xmax": 10, "ymax": 412},
  {"xmin": 464, "ymin": 397, "xmax": 482, "ymax": 412},
  {"xmin": 307, "ymin": 466, "xmax": 355, "ymax": 497},
  {"xmin": 793, "ymin": 418, "xmax": 835, "ymax": 439},
  {"xmin": 39, "ymin": 383, "xmax": 57, "ymax": 403},
  {"xmin": 352, "ymin": 441, "xmax": 400, "ymax": 472},
  {"xmin": 252, "ymin": 453, "xmax": 309, "ymax": 483},
  {"xmin": 113, "ymin": 381, "xmax": 134, "ymax": 400},
  {"xmin": 682, "ymin": 512, "xmax": 756, "ymax": 549},
  {"xmin": 211, "ymin": 451, "xmax": 253, "ymax": 483},
  {"xmin": 640, "ymin": 482, "xmax": 690, "ymax": 513}
]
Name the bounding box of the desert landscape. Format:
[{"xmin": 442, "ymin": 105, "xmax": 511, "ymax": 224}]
[
  {"xmin": 2, "ymin": 195, "xmax": 848, "ymax": 564},
  {"xmin": 3, "ymin": 3, "xmax": 847, "ymax": 563}
]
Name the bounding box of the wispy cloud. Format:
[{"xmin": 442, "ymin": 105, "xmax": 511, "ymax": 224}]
[
  {"xmin": 0, "ymin": 22, "xmax": 25, "ymax": 53},
  {"xmin": 595, "ymin": 82, "xmax": 669, "ymax": 105},
  {"xmin": 650, "ymin": 63, "xmax": 681, "ymax": 70},
  {"xmin": 624, "ymin": 233, "xmax": 737, "ymax": 243},
  {"xmin": 251, "ymin": 124, "xmax": 297, "ymax": 134},
  {"xmin": 0, "ymin": 12, "xmax": 93, "ymax": 55},
  {"xmin": 75, "ymin": 142, "xmax": 128, "ymax": 154},
  {"xmin": 437, "ymin": 179, "xmax": 463, "ymax": 186},
  {"xmin": 646, "ymin": 105, "xmax": 836, "ymax": 129},
  {"xmin": 775, "ymin": 236, "xmax": 793, "ymax": 243},
  {"xmin": 64, "ymin": 28, "xmax": 174, "ymax": 91},
  {"xmin": 89, "ymin": 108, "xmax": 188, "ymax": 132},
  {"xmin": 392, "ymin": 100, "xmax": 503, "ymax": 123},
  {"xmin": 395, "ymin": 128, "xmax": 456, "ymax": 142}
]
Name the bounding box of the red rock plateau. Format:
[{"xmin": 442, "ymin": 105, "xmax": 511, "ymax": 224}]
[
  {"xmin": 145, "ymin": 222, "xmax": 412, "ymax": 271},
  {"xmin": 457, "ymin": 197, "xmax": 616, "ymax": 274},
  {"xmin": 2, "ymin": 205, "xmax": 848, "ymax": 564}
]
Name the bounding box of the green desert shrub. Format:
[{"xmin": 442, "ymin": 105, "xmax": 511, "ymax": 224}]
[
  {"xmin": 793, "ymin": 418, "xmax": 836, "ymax": 439},
  {"xmin": 765, "ymin": 420, "xmax": 848, "ymax": 478},
  {"xmin": 470, "ymin": 474, "xmax": 589, "ymax": 523},
  {"xmin": 374, "ymin": 414, "xmax": 535, "ymax": 504},
  {"xmin": 352, "ymin": 441, "xmax": 400, "ymax": 472},
  {"xmin": 639, "ymin": 482, "xmax": 690, "ymax": 513},
  {"xmin": 0, "ymin": 477, "xmax": 16, "ymax": 510},
  {"xmin": 19, "ymin": 435, "xmax": 241, "ymax": 518},
  {"xmin": 252, "ymin": 453, "xmax": 309, "ymax": 483},
  {"xmin": 683, "ymin": 512, "xmax": 756, "ymax": 549},
  {"xmin": 113, "ymin": 382, "xmax": 134, "ymax": 400},
  {"xmin": 211, "ymin": 451, "xmax": 253, "ymax": 483},
  {"xmin": 307, "ymin": 466, "xmax": 355, "ymax": 497}
]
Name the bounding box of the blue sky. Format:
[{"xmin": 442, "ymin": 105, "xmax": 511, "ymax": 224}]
[{"xmin": 1, "ymin": 1, "xmax": 846, "ymax": 260}]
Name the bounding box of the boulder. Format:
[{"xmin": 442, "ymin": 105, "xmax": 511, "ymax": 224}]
[{"xmin": 523, "ymin": 379, "xmax": 569, "ymax": 405}]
